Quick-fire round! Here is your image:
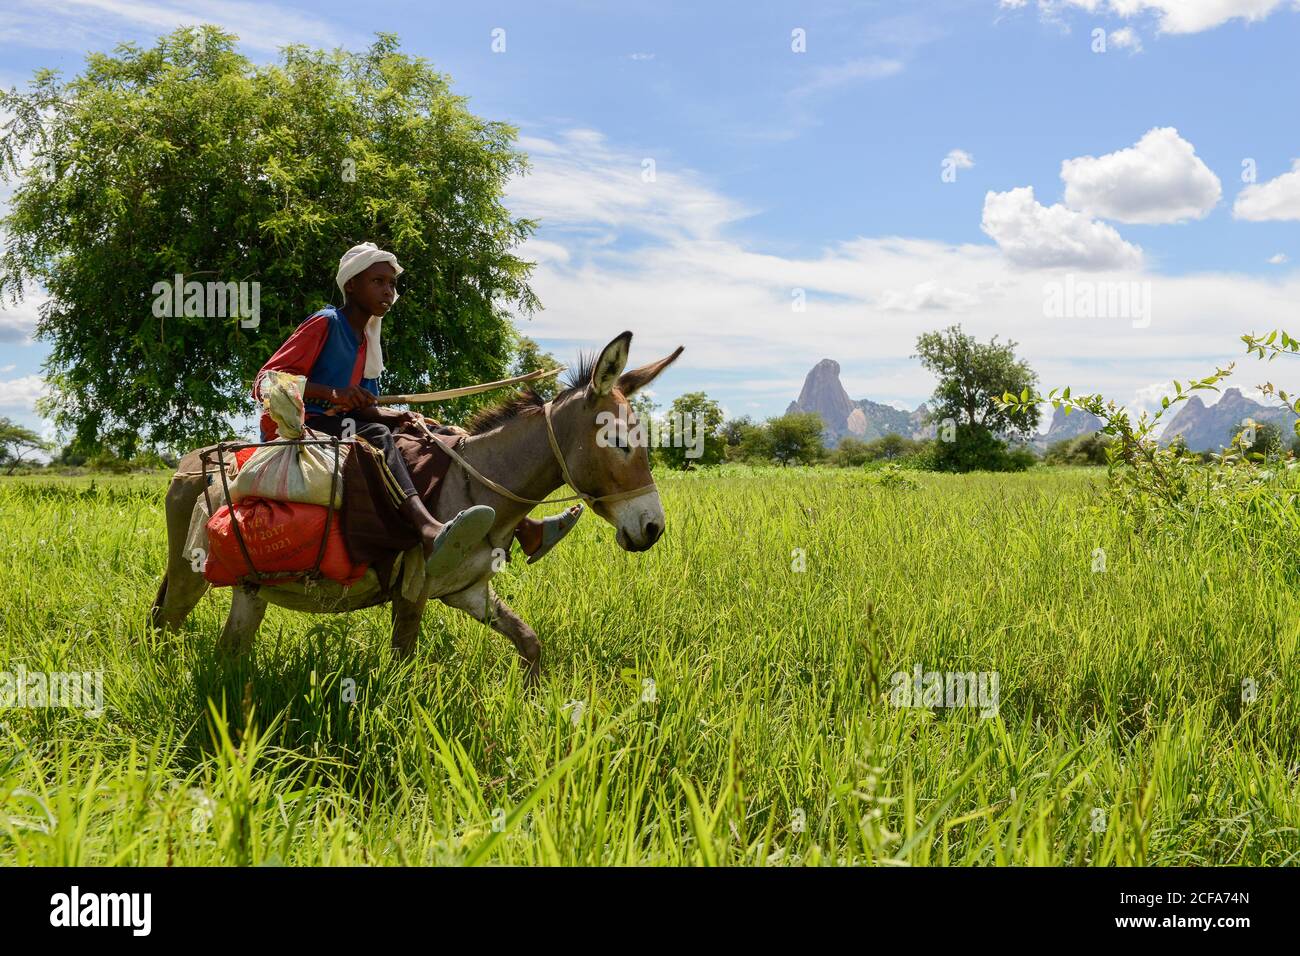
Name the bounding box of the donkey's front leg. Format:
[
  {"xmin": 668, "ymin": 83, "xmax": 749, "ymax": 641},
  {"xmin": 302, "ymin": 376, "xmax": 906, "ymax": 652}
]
[
  {"xmin": 390, "ymin": 593, "xmax": 427, "ymax": 659},
  {"xmin": 218, "ymin": 586, "xmax": 267, "ymax": 659},
  {"xmin": 441, "ymin": 582, "xmax": 541, "ymax": 685}
]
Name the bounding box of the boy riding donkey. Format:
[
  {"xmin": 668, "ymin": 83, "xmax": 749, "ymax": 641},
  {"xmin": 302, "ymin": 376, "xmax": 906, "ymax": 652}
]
[{"xmin": 254, "ymin": 242, "xmax": 582, "ymax": 579}]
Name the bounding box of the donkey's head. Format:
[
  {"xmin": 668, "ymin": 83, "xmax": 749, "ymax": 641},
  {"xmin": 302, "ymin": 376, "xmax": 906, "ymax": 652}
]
[{"xmin": 550, "ymin": 331, "xmax": 683, "ymax": 552}]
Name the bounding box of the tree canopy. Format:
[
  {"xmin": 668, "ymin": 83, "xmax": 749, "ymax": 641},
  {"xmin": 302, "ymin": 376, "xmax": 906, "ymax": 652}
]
[
  {"xmin": 0, "ymin": 27, "xmax": 538, "ymax": 454},
  {"xmin": 658, "ymin": 391, "xmax": 724, "ymax": 469},
  {"xmin": 914, "ymin": 325, "xmax": 1039, "ymax": 439}
]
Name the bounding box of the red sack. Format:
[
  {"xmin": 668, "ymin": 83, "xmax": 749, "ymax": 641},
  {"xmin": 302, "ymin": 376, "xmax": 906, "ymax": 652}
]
[{"xmin": 204, "ymin": 496, "xmax": 367, "ymax": 587}]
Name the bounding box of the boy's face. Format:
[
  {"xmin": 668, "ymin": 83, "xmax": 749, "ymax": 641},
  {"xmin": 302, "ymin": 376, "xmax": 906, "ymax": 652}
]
[{"xmin": 344, "ymin": 261, "xmax": 398, "ymax": 317}]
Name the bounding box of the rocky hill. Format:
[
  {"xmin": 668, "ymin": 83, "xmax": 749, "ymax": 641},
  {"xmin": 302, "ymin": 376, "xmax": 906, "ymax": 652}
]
[
  {"xmin": 1160, "ymin": 388, "xmax": 1297, "ymax": 451},
  {"xmin": 1032, "ymin": 405, "xmax": 1104, "ymax": 450},
  {"xmin": 786, "ymin": 359, "xmax": 928, "ymax": 442}
]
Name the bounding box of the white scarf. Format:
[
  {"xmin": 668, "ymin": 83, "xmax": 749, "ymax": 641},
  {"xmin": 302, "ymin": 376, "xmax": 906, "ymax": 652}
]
[{"xmin": 335, "ymin": 242, "xmax": 404, "ymax": 379}]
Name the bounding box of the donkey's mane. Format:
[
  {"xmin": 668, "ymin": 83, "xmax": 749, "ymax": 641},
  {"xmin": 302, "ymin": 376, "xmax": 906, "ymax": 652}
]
[{"xmin": 465, "ymin": 352, "xmax": 597, "ymax": 435}]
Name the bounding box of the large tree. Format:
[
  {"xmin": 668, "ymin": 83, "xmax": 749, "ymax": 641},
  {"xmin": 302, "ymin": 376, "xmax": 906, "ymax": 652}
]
[
  {"xmin": 913, "ymin": 325, "xmax": 1039, "ymax": 472},
  {"xmin": 913, "ymin": 325, "xmax": 1039, "ymax": 438},
  {"xmin": 0, "ymin": 27, "xmax": 538, "ymax": 454}
]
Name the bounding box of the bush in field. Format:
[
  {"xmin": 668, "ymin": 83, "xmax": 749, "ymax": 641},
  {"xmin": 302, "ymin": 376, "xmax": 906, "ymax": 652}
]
[
  {"xmin": 1233, "ymin": 419, "xmax": 1282, "ymax": 460},
  {"xmin": 766, "ymin": 412, "xmax": 826, "ymax": 465},
  {"xmin": 1001, "ymin": 331, "xmax": 1300, "ymax": 539},
  {"xmin": 1044, "ymin": 432, "xmax": 1112, "ymax": 466},
  {"xmin": 832, "ymin": 437, "xmax": 872, "ymax": 466},
  {"xmin": 931, "ymin": 423, "xmax": 1036, "ymax": 473},
  {"xmin": 833, "ymin": 432, "xmax": 926, "ymax": 466},
  {"xmin": 722, "ymin": 412, "xmax": 825, "ymax": 465},
  {"xmin": 913, "ymin": 325, "xmax": 1040, "ymax": 473}
]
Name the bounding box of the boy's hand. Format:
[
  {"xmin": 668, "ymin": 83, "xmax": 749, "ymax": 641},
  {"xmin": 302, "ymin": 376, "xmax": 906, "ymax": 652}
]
[{"xmin": 334, "ymin": 386, "xmax": 377, "ymax": 412}]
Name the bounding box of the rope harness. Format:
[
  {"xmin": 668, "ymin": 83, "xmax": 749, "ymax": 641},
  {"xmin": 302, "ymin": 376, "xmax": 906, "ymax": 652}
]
[{"xmin": 419, "ymin": 400, "xmax": 657, "ymax": 507}]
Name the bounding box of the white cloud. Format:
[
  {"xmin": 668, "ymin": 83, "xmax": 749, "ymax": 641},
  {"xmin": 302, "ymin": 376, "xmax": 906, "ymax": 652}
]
[
  {"xmin": 1002, "ymin": 0, "xmax": 1290, "ymax": 34},
  {"xmin": 1268, "ymin": 253, "xmax": 1289, "ymax": 265},
  {"xmin": 506, "ymin": 129, "xmax": 1300, "ymax": 418},
  {"xmin": 1117, "ymin": 0, "xmax": 1285, "ymax": 34},
  {"xmin": 506, "ymin": 129, "xmax": 752, "ymax": 243},
  {"xmin": 0, "ymin": 288, "xmax": 47, "ymax": 343},
  {"xmin": 628, "ymin": 52, "xmax": 655, "ymax": 61},
  {"xmin": 1130, "ymin": 380, "xmax": 1177, "ymax": 415},
  {"xmin": 1061, "ymin": 128, "xmax": 1221, "ymax": 224},
  {"xmin": 981, "ymin": 186, "xmax": 1144, "ymax": 270},
  {"xmin": 0, "ymin": 374, "xmax": 47, "ymax": 410},
  {"xmin": 944, "ymin": 149, "xmax": 976, "ymax": 170},
  {"xmin": 1108, "ymin": 26, "xmax": 1143, "ymax": 51},
  {"xmin": 1234, "ymin": 160, "xmax": 1300, "ymax": 221},
  {"xmin": 879, "ymin": 281, "xmax": 980, "ymax": 312},
  {"xmin": 0, "ymin": 0, "xmax": 341, "ymax": 55}
]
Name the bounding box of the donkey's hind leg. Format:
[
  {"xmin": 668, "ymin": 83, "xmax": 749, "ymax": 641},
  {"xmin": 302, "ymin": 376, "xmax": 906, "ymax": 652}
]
[
  {"xmin": 218, "ymin": 586, "xmax": 267, "ymax": 659},
  {"xmin": 390, "ymin": 593, "xmax": 427, "ymax": 659},
  {"xmin": 150, "ymin": 568, "xmax": 210, "ymax": 634}
]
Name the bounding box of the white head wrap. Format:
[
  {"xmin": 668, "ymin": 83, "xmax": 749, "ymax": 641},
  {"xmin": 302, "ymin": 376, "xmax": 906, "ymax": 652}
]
[{"xmin": 335, "ymin": 242, "xmax": 404, "ymax": 379}]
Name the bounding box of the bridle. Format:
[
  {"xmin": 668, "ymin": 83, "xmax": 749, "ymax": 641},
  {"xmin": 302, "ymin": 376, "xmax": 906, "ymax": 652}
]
[{"xmin": 421, "ymin": 400, "xmax": 658, "ymax": 507}]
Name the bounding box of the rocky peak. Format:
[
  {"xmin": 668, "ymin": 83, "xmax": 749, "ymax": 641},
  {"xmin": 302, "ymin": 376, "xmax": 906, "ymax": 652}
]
[
  {"xmin": 788, "ymin": 359, "xmax": 855, "ymax": 429},
  {"xmin": 787, "ymin": 358, "xmax": 927, "ymax": 443}
]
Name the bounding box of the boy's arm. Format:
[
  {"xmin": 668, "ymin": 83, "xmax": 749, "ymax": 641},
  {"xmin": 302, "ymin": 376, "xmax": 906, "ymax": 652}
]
[{"xmin": 253, "ymin": 313, "xmax": 330, "ymax": 400}]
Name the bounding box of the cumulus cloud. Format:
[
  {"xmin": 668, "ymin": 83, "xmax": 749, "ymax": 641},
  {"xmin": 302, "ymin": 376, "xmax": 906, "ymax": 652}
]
[
  {"xmin": 0, "ymin": 374, "xmax": 47, "ymax": 410},
  {"xmin": 1061, "ymin": 128, "xmax": 1221, "ymax": 224},
  {"xmin": 1268, "ymin": 253, "xmax": 1289, "ymax": 265},
  {"xmin": 506, "ymin": 128, "xmax": 1300, "ymax": 417},
  {"xmin": 1234, "ymin": 160, "xmax": 1300, "ymax": 221},
  {"xmin": 0, "ymin": 288, "xmax": 46, "ymax": 343},
  {"xmin": 981, "ymin": 186, "xmax": 1144, "ymax": 270}
]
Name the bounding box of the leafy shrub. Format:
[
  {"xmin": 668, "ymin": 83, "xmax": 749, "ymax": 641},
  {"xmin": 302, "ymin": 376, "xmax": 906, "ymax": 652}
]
[
  {"xmin": 930, "ymin": 424, "xmax": 1035, "ymax": 473},
  {"xmin": 1044, "ymin": 432, "xmax": 1112, "ymax": 466}
]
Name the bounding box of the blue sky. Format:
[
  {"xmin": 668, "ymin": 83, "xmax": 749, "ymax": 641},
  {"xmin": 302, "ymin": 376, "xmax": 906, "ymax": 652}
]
[{"xmin": 3, "ymin": 0, "xmax": 1300, "ymax": 440}]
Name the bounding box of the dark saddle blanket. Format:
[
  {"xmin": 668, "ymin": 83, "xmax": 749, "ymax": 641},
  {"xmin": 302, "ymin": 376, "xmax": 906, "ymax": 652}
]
[{"xmin": 341, "ymin": 424, "xmax": 463, "ymax": 567}]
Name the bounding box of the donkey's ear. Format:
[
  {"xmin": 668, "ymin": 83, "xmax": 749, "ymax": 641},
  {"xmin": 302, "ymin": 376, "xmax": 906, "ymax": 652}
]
[
  {"xmin": 618, "ymin": 345, "xmax": 684, "ymax": 397},
  {"xmin": 590, "ymin": 331, "xmax": 633, "ymax": 396}
]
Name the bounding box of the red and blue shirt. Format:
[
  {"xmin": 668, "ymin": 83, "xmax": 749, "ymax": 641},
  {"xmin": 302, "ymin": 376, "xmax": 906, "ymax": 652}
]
[{"xmin": 255, "ymin": 305, "xmax": 379, "ymax": 440}]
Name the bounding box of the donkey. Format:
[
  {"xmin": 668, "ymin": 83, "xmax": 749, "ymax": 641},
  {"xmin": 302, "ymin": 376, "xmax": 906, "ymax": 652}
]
[{"xmin": 150, "ymin": 331, "xmax": 682, "ymax": 682}]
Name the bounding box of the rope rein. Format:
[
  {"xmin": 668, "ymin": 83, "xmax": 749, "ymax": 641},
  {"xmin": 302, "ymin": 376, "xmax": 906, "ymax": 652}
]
[{"xmin": 420, "ymin": 401, "xmax": 656, "ymax": 507}]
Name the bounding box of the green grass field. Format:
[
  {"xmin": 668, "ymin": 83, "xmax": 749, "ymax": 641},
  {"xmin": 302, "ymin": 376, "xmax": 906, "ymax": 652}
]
[{"xmin": 2, "ymin": 467, "xmax": 1298, "ymax": 865}]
